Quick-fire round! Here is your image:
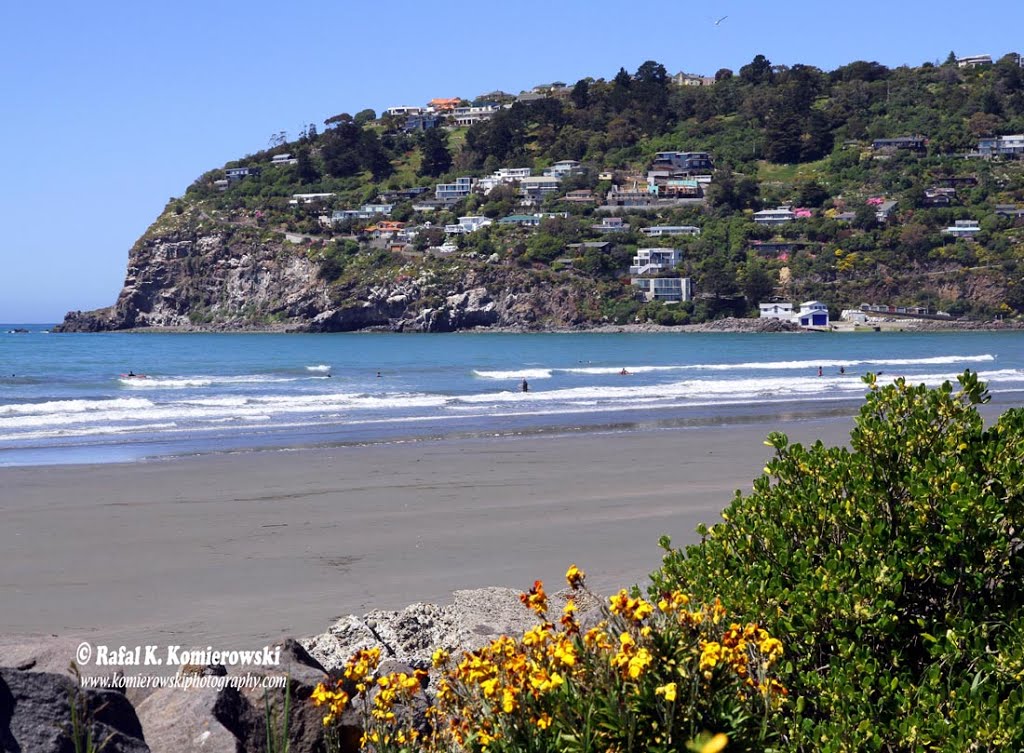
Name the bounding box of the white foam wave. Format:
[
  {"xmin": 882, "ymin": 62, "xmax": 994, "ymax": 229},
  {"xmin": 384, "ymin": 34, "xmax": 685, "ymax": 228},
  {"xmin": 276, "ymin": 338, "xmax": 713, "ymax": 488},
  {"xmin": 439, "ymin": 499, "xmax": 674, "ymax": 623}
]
[
  {"xmin": 561, "ymin": 354, "xmax": 996, "ymax": 375},
  {"xmin": 0, "ymin": 398, "xmax": 154, "ymax": 416},
  {"xmin": 120, "ymin": 374, "xmax": 308, "ymax": 389},
  {"xmin": 306, "ymin": 364, "xmax": 331, "ymax": 373},
  {"xmin": 473, "ymin": 369, "xmax": 553, "ymax": 380}
]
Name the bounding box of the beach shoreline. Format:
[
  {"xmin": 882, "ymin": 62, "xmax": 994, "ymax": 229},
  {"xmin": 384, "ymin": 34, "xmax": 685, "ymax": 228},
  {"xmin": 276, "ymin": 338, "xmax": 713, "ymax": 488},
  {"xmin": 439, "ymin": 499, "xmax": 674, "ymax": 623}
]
[{"xmin": 1, "ymin": 416, "xmax": 856, "ymax": 655}]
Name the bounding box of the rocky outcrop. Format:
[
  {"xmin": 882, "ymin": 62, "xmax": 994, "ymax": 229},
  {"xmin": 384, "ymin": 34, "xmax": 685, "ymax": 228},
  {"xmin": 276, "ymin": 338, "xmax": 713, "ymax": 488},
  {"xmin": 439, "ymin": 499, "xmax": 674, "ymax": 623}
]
[
  {"xmin": 56, "ymin": 208, "xmax": 602, "ymax": 333},
  {"xmin": 0, "ymin": 667, "xmax": 150, "ymax": 753}
]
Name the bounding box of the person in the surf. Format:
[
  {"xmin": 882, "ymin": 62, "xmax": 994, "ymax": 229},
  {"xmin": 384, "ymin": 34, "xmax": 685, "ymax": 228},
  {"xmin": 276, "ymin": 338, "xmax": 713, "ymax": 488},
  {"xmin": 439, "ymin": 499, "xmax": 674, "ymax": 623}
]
[{"xmin": 521, "ymin": 378, "xmax": 529, "ymax": 392}]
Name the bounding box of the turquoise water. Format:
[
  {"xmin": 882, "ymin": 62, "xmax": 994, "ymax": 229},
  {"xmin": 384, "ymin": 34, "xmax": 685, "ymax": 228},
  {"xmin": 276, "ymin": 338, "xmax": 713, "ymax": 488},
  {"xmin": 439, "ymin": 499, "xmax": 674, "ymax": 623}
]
[{"xmin": 2, "ymin": 326, "xmax": 1023, "ymax": 466}]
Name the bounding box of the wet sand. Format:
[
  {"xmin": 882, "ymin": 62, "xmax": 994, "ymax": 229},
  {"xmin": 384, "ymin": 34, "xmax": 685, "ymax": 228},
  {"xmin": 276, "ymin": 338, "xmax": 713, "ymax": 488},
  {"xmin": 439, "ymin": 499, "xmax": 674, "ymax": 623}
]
[{"xmin": 1, "ymin": 418, "xmax": 854, "ymax": 651}]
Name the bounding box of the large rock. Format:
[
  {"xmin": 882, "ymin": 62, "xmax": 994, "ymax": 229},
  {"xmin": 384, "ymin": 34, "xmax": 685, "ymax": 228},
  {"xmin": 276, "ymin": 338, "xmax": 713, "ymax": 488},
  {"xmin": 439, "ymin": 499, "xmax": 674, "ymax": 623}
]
[
  {"xmin": 303, "ymin": 586, "xmax": 603, "ymax": 672},
  {"xmin": 134, "ymin": 688, "xmax": 237, "ymax": 753},
  {"xmin": 0, "ymin": 667, "xmax": 149, "ymax": 753}
]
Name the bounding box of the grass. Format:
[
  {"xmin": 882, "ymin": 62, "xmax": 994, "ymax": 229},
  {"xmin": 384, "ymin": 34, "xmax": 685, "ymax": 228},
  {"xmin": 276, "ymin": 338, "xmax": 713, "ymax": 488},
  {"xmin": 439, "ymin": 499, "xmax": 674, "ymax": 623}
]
[{"xmin": 756, "ymin": 157, "xmax": 831, "ymax": 185}]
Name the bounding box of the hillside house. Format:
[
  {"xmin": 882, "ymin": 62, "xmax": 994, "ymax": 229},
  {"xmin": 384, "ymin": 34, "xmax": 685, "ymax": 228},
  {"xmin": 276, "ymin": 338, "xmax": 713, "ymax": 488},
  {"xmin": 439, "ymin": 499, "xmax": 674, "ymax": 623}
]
[
  {"xmin": 629, "ymin": 248, "xmax": 683, "ymax": 275},
  {"xmin": 631, "ymin": 277, "xmax": 693, "ymax": 303},
  {"xmin": 943, "ymin": 219, "xmax": 981, "ymax": 238},
  {"xmin": 225, "ymin": 166, "xmax": 261, "ymax": 183},
  {"xmin": 498, "ymin": 214, "xmax": 542, "ymax": 227},
  {"xmin": 384, "ymin": 106, "xmax": 424, "ymax": 117},
  {"xmin": 444, "ymin": 216, "xmax": 492, "ymax": 234},
  {"xmin": 435, "ymin": 177, "xmax": 476, "ymax": 203},
  {"xmin": 874, "ymin": 200, "xmax": 898, "ymax": 222},
  {"xmin": 923, "ymin": 187, "xmax": 957, "ymax": 207},
  {"xmin": 543, "ymin": 160, "xmax": 585, "ymax": 179},
  {"xmin": 753, "ymin": 206, "xmax": 796, "ymax": 225},
  {"xmin": 271, "ymin": 153, "xmax": 298, "ymax": 166},
  {"xmin": 758, "ymin": 302, "xmax": 794, "ymax": 320},
  {"xmin": 428, "ymin": 98, "xmax": 462, "ymax": 112},
  {"xmin": 562, "ymin": 190, "xmax": 596, "ymax": 204},
  {"xmin": 290, "ymin": 193, "xmax": 335, "ymax": 205},
  {"xmin": 640, "ymin": 225, "xmax": 701, "ymax": 237},
  {"xmin": 957, "ymin": 54, "xmax": 992, "ymax": 68},
  {"xmin": 451, "ymin": 104, "xmax": 501, "ymax": 127},
  {"xmin": 977, "ymin": 134, "xmax": 1024, "ymax": 158},
  {"xmin": 591, "ymin": 217, "xmax": 630, "ymax": 232},
  {"xmin": 995, "ymin": 204, "xmax": 1024, "ymax": 219},
  {"xmin": 518, "ymin": 176, "xmax": 560, "ymax": 204},
  {"xmin": 403, "ymin": 114, "xmax": 441, "ymax": 133},
  {"xmin": 476, "ymin": 167, "xmax": 532, "ymax": 194},
  {"xmin": 871, "ymin": 136, "xmax": 927, "ymax": 153},
  {"xmin": 672, "ymin": 72, "xmax": 716, "ymax": 87},
  {"xmin": 651, "ymin": 151, "xmax": 714, "ymax": 174}
]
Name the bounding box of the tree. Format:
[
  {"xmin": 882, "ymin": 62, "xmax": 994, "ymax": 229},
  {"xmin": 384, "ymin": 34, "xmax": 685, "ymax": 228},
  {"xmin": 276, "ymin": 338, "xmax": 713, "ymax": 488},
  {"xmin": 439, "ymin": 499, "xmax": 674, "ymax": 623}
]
[
  {"xmin": 295, "ymin": 146, "xmax": 320, "ymax": 184},
  {"xmin": 796, "ymin": 180, "xmax": 829, "ymax": 208},
  {"xmin": 354, "ymin": 108, "xmax": 377, "ymax": 127},
  {"xmin": 418, "ymin": 129, "xmax": 452, "ymax": 178},
  {"xmin": 570, "ymin": 79, "xmax": 590, "ymax": 109},
  {"xmin": 739, "ymin": 54, "xmax": 774, "ymax": 85},
  {"xmin": 715, "ymin": 68, "xmax": 733, "ymax": 81},
  {"xmin": 740, "ymin": 257, "xmax": 775, "ymax": 304},
  {"xmin": 654, "ymin": 373, "xmax": 1024, "ymax": 750}
]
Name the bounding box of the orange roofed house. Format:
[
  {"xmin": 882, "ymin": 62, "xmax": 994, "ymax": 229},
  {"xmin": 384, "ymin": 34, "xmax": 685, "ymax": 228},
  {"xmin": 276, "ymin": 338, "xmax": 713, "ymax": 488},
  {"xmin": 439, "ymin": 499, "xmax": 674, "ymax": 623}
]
[{"xmin": 428, "ymin": 98, "xmax": 461, "ymax": 112}]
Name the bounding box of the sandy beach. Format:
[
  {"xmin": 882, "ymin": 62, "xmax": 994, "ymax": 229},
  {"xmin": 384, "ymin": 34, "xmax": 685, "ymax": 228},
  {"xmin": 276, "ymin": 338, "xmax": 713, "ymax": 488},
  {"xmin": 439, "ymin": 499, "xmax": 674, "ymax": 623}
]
[{"xmin": 0, "ymin": 416, "xmax": 859, "ymax": 654}]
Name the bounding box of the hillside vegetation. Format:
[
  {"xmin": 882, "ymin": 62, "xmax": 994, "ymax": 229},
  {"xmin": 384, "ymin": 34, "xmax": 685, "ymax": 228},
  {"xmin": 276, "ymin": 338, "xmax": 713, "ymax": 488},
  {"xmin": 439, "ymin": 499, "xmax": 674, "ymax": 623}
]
[{"xmin": 63, "ymin": 52, "xmax": 1024, "ymax": 331}]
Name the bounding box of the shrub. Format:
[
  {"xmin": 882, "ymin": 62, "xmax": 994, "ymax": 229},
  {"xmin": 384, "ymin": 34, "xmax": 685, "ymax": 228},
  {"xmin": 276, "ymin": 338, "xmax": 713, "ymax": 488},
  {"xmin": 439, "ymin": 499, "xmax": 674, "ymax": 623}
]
[
  {"xmin": 653, "ymin": 372, "xmax": 1024, "ymax": 751},
  {"xmin": 313, "ymin": 567, "xmax": 787, "ymax": 752}
]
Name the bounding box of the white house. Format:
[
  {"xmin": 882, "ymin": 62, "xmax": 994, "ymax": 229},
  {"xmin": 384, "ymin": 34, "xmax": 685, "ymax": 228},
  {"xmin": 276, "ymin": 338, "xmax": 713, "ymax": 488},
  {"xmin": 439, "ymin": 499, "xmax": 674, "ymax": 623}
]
[
  {"xmin": 629, "ymin": 248, "xmax": 683, "ymax": 275},
  {"xmin": 435, "ymin": 177, "xmax": 476, "ymax": 203},
  {"xmin": 444, "ymin": 216, "xmax": 492, "ymax": 234},
  {"xmin": 957, "ymin": 54, "xmax": 992, "ymax": 68},
  {"xmin": 640, "ymin": 225, "xmax": 701, "ymax": 237},
  {"xmin": 450, "ymin": 105, "xmax": 502, "ymax": 127},
  {"xmin": 796, "ymin": 301, "xmax": 830, "ymax": 328},
  {"xmin": 476, "ymin": 167, "xmax": 532, "ymax": 194},
  {"xmin": 271, "ymin": 153, "xmax": 298, "ymax": 166},
  {"xmin": 384, "ymin": 105, "xmax": 424, "ymax": 117},
  {"xmin": 841, "ymin": 309, "xmax": 870, "ymax": 323},
  {"xmin": 290, "ymin": 192, "xmax": 335, "ymax": 204},
  {"xmin": 753, "ymin": 206, "xmax": 796, "ymax": 225},
  {"xmin": 977, "ymin": 134, "xmax": 1024, "ymax": 158},
  {"xmin": 543, "ymin": 160, "xmax": 584, "ymax": 179},
  {"xmin": 759, "ymin": 302, "xmax": 794, "ymax": 320},
  {"xmin": 518, "ymin": 176, "xmax": 561, "ymax": 203},
  {"xmin": 631, "ymin": 277, "xmax": 693, "ymax": 303},
  {"xmin": 943, "ymin": 219, "xmax": 981, "ymax": 238}
]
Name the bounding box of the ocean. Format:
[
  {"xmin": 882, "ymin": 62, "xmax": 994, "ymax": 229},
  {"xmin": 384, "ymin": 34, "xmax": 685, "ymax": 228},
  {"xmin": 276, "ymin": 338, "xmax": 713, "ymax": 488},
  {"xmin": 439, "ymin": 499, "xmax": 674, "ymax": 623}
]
[{"xmin": 2, "ymin": 326, "xmax": 1023, "ymax": 466}]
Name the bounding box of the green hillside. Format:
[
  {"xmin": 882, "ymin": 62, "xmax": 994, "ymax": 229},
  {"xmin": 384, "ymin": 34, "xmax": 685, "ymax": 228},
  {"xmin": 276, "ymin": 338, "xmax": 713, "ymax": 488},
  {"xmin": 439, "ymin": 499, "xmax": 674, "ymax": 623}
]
[{"xmin": 182, "ymin": 52, "xmax": 1024, "ymax": 325}]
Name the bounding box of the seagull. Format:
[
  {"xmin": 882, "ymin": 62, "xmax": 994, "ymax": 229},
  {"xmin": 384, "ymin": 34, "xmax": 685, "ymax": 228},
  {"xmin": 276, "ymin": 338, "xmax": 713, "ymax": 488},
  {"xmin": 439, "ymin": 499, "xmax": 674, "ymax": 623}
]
[{"xmin": 713, "ymin": 15, "xmax": 728, "ymax": 26}]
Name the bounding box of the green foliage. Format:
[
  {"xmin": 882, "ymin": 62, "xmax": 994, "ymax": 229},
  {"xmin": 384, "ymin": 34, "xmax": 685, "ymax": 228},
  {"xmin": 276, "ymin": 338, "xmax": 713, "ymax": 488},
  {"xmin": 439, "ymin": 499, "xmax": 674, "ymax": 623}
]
[{"xmin": 653, "ymin": 373, "xmax": 1024, "ymax": 750}]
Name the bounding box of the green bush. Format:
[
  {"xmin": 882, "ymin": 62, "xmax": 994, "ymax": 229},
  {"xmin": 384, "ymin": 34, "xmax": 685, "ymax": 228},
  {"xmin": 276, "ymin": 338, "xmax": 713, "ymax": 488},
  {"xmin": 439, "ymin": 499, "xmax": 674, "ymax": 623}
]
[{"xmin": 653, "ymin": 372, "xmax": 1024, "ymax": 751}]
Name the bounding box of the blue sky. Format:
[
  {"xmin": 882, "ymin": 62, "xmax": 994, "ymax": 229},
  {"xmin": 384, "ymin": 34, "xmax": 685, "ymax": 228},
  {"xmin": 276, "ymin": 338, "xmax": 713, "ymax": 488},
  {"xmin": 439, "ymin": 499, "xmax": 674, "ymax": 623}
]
[{"xmin": 2, "ymin": 0, "xmax": 1022, "ymax": 322}]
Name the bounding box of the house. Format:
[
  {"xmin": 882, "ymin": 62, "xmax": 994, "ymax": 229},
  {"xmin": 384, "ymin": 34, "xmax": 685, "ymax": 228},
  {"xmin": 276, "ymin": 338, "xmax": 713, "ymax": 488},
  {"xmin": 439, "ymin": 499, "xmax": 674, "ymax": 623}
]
[
  {"xmin": 403, "ymin": 114, "xmax": 441, "ymax": 133},
  {"xmin": 671, "ymin": 72, "xmax": 715, "ymax": 87},
  {"xmin": 753, "ymin": 206, "xmax": 796, "ymax": 225},
  {"xmin": 957, "ymin": 54, "xmax": 993, "ymax": 68},
  {"xmin": 943, "ymin": 219, "xmax": 981, "ymax": 238},
  {"xmin": 874, "ymin": 200, "xmax": 898, "ymax": 222},
  {"xmin": 605, "ymin": 188, "xmax": 657, "ymax": 207},
  {"xmin": 650, "ymin": 151, "xmax": 714, "ymax": 174},
  {"xmin": 412, "ymin": 199, "xmax": 444, "ymax": 212},
  {"xmin": 759, "ymin": 302, "xmax": 794, "ymax": 320},
  {"xmin": 543, "ymin": 160, "xmax": 585, "ymax": 179},
  {"xmin": 518, "ymin": 176, "xmax": 560, "ymax": 204},
  {"xmin": 841, "ymin": 309, "xmax": 871, "ymax": 324},
  {"xmin": 567, "ymin": 241, "xmax": 611, "ymax": 254},
  {"xmin": 871, "ymin": 136, "xmax": 927, "ymax": 153},
  {"xmin": 444, "ymin": 216, "xmax": 492, "ymax": 234},
  {"xmin": 379, "ymin": 186, "xmax": 431, "ymax": 203},
  {"xmin": 656, "ymin": 178, "xmax": 703, "ymax": 198},
  {"xmin": 796, "ymin": 301, "xmax": 829, "ymax": 328},
  {"xmin": 450, "ymin": 104, "xmax": 501, "ymax": 127},
  {"xmin": 562, "ymin": 190, "xmax": 596, "ymax": 204},
  {"xmin": 516, "ymin": 91, "xmax": 546, "ymax": 103},
  {"xmin": 476, "ymin": 167, "xmax": 532, "ymax": 194},
  {"xmin": 435, "ymin": 177, "xmax": 476, "ymax": 203},
  {"xmin": 428, "ymin": 98, "xmax": 461, "ymax": 112},
  {"xmin": 591, "ymin": 217, "xmax": 630, "ymax": 232},
  {"xmin": 833, "ymin": 211, "xmax": 857, "ymax": 223},
  {"xmin": 213, "ymin": 178, "xmax": 230, "ymax": 191},
  {"xmin": 498, "ymin": 214, "xmax": 543, "ymax": 227},
  {"xmin": 271, "ymin": 153, "xmax": 298, "ymax": 166},
  {"xmin": 640, "ymin": 225, "xmax": 701, "ymax": 237},
  {"xmin": 995, "ymin": 204, "xmax": 1024, "ymax": 219},
  {"xmin": 225, "ymin": 166, "xmax": 261, "ymax": 183},
  {"xmin": 365, "ymin": 221, "xmax": 406, "ymax": 239},
  {"xmin": 923, "ymin": 187, "xmax": 957, "ymax": 207},
  {"xmin": 331, "ymin": 204, "xmax": 394, "ymax": 223},
  {"xmin": 384, "ymin": 105, "xmax": 424, "ymax": 117},
  {"xmin": 289, "ymin": 192, "xmax": 335, "ymax": 205},
  {"xmin": 629, "ymin": 248, "xmax": 683, "ymax": 275},
  {"xmin": 631, "ymin": 276, "xmax": 693, "ymax": 303},
  {"xmin": 977, "ymin": 134, "xmax": 1024, "ymax": 158}
]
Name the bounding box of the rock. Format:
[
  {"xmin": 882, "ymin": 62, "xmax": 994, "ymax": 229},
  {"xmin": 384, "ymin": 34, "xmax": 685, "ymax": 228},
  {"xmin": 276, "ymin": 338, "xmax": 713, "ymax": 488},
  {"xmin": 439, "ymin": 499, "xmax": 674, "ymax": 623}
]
[
  {"xmin": 0, "ymin": 667, "xmax": 149, "ymax": 753},
  {"xmin": 135, "ymin": 688, "xmax": 238, "ymax": 753}
]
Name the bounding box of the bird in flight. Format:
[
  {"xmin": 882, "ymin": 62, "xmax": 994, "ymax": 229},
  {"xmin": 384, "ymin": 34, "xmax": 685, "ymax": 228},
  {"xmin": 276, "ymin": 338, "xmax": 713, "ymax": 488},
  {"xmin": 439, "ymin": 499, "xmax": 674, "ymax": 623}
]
[{"xmin": 713, "ymin": 15, "xmax": 728, "ymax": 26}]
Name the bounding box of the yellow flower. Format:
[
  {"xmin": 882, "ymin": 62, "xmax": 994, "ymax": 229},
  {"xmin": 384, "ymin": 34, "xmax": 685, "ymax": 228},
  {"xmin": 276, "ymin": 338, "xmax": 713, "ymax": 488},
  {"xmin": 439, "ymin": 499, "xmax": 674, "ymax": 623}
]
[
  {"xmin": 432, "ymin": 647, "xmax": 450, "ymax": 667},
  {"xmin": 535, "ymin": 712, "xmax": 553, "ymax": 730},
  {"xmin": 501, "ymin": 686, "xmax": 517, "ymax": 713},
  {"xmin": 519, "ymin": 580, "xmax": 549, "ymax": 615},
  {"xmin": 565, "ymin": 564, "xmax": 586, "ymax": 589},
  {"xmin": 655, "ymin": 682, "xmax": 678, "ymax": 702},
  {"xmin": 700, "ymin": 732, "xmax": 729, "ymax": 753}
]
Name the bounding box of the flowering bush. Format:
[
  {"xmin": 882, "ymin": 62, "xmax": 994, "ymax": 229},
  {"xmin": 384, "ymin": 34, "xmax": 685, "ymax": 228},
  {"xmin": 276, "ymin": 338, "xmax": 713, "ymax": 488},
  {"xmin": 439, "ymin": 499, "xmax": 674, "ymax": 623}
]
[
  {"xmin": 655, "ymin": 372, "xmax": 1024, "ymax": 750},
  {"xmin": 313, "ymin": 566, "xmax": 786, "ymax": 752}
]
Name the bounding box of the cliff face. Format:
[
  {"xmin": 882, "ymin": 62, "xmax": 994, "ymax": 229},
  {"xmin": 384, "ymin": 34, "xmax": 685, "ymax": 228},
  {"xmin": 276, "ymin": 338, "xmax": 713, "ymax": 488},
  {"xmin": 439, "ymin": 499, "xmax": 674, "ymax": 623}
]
[{"xmin": 56, "ymin": 210, "xmax": 601, "ymax": 333}]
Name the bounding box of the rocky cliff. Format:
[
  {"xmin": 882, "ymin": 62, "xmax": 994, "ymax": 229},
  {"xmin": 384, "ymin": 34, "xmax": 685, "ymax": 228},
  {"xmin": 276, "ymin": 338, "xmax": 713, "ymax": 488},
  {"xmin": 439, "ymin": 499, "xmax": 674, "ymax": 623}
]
[{"xmin": 56, "ymin": 208, "xmax": 605, "ymax": 333}]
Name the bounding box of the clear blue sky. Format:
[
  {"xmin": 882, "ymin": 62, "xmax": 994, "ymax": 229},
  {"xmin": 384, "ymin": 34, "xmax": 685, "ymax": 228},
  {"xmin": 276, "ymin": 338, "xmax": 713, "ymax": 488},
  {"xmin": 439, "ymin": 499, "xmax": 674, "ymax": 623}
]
[{"xmin": 2, "ymin": 0, "xmax": 1021, "ymax": 322}]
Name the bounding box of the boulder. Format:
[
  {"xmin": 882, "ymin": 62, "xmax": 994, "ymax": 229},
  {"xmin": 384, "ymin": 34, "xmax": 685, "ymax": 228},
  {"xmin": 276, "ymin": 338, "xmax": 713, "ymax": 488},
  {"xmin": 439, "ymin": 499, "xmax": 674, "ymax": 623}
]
[{"xmin": 0, "ymin": 667, "xmax": 149, "ymax": 753}]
